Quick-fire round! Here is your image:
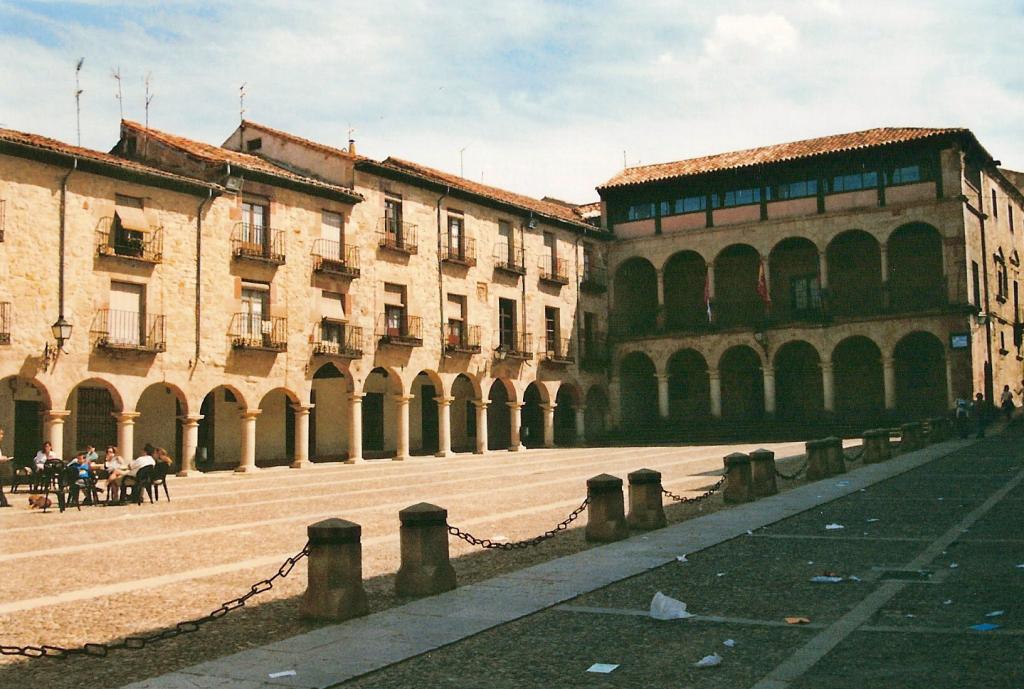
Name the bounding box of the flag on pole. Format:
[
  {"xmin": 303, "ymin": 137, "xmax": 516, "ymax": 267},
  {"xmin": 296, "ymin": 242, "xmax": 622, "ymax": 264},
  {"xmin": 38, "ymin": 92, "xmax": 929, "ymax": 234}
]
[
  {"xmin": 704, "ymin": 270, "xmax": 712, "ymax": 322},
  {"xmin": 757, "ymin": 259, "xmax": 771, "ymax": 310}
]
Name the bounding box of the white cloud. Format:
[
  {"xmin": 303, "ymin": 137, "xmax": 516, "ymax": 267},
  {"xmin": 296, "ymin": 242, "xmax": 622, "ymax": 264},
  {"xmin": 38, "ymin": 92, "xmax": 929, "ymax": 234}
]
[{"xmin": 703, "ymin": 12, "xmax": 800, "ymax": 59}]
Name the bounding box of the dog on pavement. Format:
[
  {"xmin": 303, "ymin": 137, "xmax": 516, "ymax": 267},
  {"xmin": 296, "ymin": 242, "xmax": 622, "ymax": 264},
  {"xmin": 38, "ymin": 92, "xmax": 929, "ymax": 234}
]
[{"xmin": 28, "ymin": 495, "xmax": 52, "ymax": 510}]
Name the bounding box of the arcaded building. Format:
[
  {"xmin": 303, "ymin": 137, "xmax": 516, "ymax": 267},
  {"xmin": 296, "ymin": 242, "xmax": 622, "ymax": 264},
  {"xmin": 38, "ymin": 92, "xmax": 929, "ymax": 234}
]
[{"xmin": 598, "ymin": 128, "xmax": 1024, "ymax": 432}]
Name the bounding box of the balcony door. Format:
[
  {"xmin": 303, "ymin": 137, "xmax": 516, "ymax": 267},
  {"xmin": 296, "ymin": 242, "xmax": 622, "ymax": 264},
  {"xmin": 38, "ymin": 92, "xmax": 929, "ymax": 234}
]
[
  {"xmin": 498, "ymin": 220, "xmax": 514, "ymax": 264},
  {"xmin": 241, "ymin": 201, "xmax": 267, "ymax": 248},
  {"xmin": 448, "ymin": 214, "xmax": 464, "ymax": 259},
  {"xmin": 110, "ymin": 281, "xmax": 144, "ymax": 346},
  {"xmin": 385, "ymin": 197, "xmax": 403, "ymax": 245},
  {"xmin": 545, "ymin": 307, "xmax": 559, "ymax": 353},
  {"xmin": 499, "ymin": 298, "xmax": 517, "ymax": 349},
  {"xmin": 241, "ymin": 283, "xmax": 269, "ymax": 339},
  {"xmin": 322, "ymin": 210, "xmax": 343, "ymax": 261}
]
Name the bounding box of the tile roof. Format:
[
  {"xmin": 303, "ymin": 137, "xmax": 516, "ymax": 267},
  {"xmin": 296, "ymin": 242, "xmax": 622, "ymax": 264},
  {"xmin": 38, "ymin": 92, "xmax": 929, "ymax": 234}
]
[
  {"xmin": 599, "ymin": 127, "xmax": 969, "ymax": 190},
  {"xmin": 0, "ymin": 126, "xmax": 220, "ymax": 190},
  {"xmin": 370, "ymin": 157, "xmax": 596, "ymax": 230},
  {"xmin": 120, "ymin": 120, "xmax": 362, "ymax": 200}
]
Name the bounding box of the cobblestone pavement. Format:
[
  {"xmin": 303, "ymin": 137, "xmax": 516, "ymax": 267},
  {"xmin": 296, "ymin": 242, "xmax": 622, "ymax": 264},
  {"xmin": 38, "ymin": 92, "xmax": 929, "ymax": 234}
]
[
  {"xmin": 0, "ymin": 439, "xmax": 821, "ymax": 689},
  {"xmin": 330, "ymin": 428, "xmax": 1023, "ymax": 689}
]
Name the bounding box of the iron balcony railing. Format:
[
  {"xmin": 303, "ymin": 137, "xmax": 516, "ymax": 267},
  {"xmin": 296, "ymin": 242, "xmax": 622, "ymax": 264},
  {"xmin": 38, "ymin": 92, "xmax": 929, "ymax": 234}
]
[
  {"xmin": 229, "ymin": 314, "xmax": 288, "ymax": 351},
  {"xmin": 231, "ymin": 223, "xmax": 286, "ymax": 264},
  {"xmin": 0, "ymin": 302, "xmax": 10, "ymax": 345},
  {"xmin": 312, "ymin": 240, "xmax": 360, "ymax": 278},
  {"xmin": 580, "ymin": 333, "xmax": 610, "ymax": 371},
  {"xmin": 96, "ymin": 218, "xmax": 163, "ymax": 263},
  {"xmin": 90, "ymin": 309, "xmax": 166, "ymax": 353},
  {"xmin": 496, "ymin": 331, "xmax": 533, "ymax": 359},
  {"xmin": 580, "ymin": 265, "xmax": 608, "ymax": 293},
  {"xmin": 445, "ymin": 323, "xmax": 481, "ymax": 354},
  {"xmin": 376, "ymin": 313, "xmax": 423, "ymax": 347},
  {"xmin": 542, "ymin": 336, "xmax": 574, "ymax": 363},
  {"xmin": 441, "ymin": 236, "xmax": 477, "ymax": 266},
  {"xmin": 539, "ymin": 256, "xmax": 570, "ymax": 285},
  {"xmin": 313, "ymin": 321, "xmax": 363, "ymax": 358},
  {"xmin": 493, "ymin": 245, "xmax": 527, "ymax": 275},
  {"xmin": 377, "ymin": 219, "xmax": 418, "ymax": 254}
]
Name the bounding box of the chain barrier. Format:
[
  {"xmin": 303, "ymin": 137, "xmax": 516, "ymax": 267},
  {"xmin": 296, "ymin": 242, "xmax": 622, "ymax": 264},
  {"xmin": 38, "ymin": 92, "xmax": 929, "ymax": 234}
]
[
  {"xmin": 662, "ymin": 476, "xmax": 725, "ymax": 504},
  {"xmin": 845, "ymin": 447, "xmax": 865, "ymax": 462},
  {"xmin": 448, "ymin": 497, "xmax": 589, "ymax": 550},
  {"xmin": 1, "ymin": 543, "xmax": 309, "ymax": 660},
  {"xmin": 775, "ymin": 459, "xmax": 809, "ymax": 481}
]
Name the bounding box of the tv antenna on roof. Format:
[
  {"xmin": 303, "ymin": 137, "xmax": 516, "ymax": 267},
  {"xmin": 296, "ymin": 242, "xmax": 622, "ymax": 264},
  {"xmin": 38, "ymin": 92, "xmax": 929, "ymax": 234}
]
[
  {"xmin": 239, "ymin": 82, "xmax": 247, "ymax": 123},
  {"xmin": 459, "ymin": 146, "xmax": 468, "ymax": 178},
  {"xmin": 144, "ymin": 72, "xmax": 154, "ymax": 129},
  {"xmin": 112, "ymin": 66, "xmax": 124, "ymax": 120},
  {"xmin": 74, "ymin": 57, "xmax": 84, "ymax": 145}
]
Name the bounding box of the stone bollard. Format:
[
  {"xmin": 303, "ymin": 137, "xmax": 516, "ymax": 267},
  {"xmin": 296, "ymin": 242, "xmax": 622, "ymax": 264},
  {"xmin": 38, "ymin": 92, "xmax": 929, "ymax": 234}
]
[
  {"xmin": 722, "ymin": 453, "xmax": 753, "ymax": 504},
  {"xmin": 862, "ymin": 429, "xmax": 891, "ymax": 464},
  {"xmin": 627, "ymin": 468, "xmax": 667, "ymax": 531},
  {"xmin": 805, "ymin": 439, "xmax": 831, "ymax": 481},
  {"xmin": 824, "ymin": 437, "xmax": 847, "ymax": 475},
  {"xmin": 396, "ymin": 503, "xmax": 457, "ymax": 597},
  {"xmin": 586, "ymin": 474, "xmax": 629, "ymax": 542},
  {"xmin": 900, "ymin": 422, "xmax": 923, "ymax": 451},
  {"xmin": 748, "ymin": 449, "xmax": 779, "ymax": 497},
  {"xmin": 300, "ymin": 518, "xmax": 368, "ymax": 621}
]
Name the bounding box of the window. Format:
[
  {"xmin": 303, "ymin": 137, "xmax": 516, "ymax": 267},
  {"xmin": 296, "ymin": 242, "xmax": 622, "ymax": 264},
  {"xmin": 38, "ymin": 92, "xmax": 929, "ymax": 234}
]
[
  {"xmin": 241, "ymin": 200, "xmax": 268, "ymax": 246},
  {"xmin": 113, "ymin": 194, "xmax": 148, "ymax": 256},
  {"xmin": 109, "ymin": 281, "xmax": 145, "ymax": 345},
  {"xmin": 543, "ymin": 232, "xmax": 557, "ymax": 271},
  {"xmin": 322, "ymin": 210, "xmax": 343, "ymax": 259},
  {"xmin": 888, "ymin": 165, "xmax": 922, "ymax": 185},
  {"xmin": 790, "ymin": 275, "xmax": 822, "ymax": 313},
  {"xmin": 626, "ymin": 202, "xmax": 655, "ymax": 221},
  {"xmin": 992, "ymin": 189, "xmax": 998, "ymax": 217},
  {"xmin": 241, "ymin": 281, "xmax": 269, "ymax": 337},
  {"xmin": 972, "ymin": 261, "xmax": 981, "ymax": 309},
  {"xmin": 447, "ymin": 294, "xmax": 466, "ymax": 346},
  {"xmin": 498, "ymin": 298, "xmax": 517, "ymax": 349},
  {"xmin": 1010, "ymin": 205, "xmax": 1015, "ymax": 233},
  {"xmin": 246, "ymin": 138, "xmax": 262, "ymax": 152},
  {"xmin": 447, "ymin": 212, "xmax": 464, "ymax": 257},
  {"xmin": 830, "ymin": 170, "xmax": 878, "ymax": 193},
  {"xmin": 384, "ymin": 283, "xmax": 406, "ymax": 336},
  {"xmin": 672, "ymin": 195, "xmax": 707, "ymax": 214},
  {"xmin": 544, "ymin": 307, "xmax": 559, "ymax": 350},
  {"xmin": 722, "ymin": 187, "xmax": 761, "ymax": 207},
  {"xmin": 498, "ymin": 220, "xmax": 514, "ymax": 263},
  {"xmin": 773, "ymin": 179, "xmax": 818, "ymax": 200},
  {"xmin": 384, "ymin": 196, "xmax": 403, "ymax": 242}
]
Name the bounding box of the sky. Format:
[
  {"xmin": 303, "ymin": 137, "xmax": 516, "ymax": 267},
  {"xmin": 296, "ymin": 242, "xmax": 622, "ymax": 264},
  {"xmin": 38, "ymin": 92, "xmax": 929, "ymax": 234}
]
[{"xmin": 1, "ymin": 0, "xmax": 1023, "ymax": 202}]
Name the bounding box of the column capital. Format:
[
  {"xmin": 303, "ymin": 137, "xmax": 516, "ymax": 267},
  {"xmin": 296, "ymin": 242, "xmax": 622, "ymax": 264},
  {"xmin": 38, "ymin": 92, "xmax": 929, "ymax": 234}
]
[
  {"xmin": 242, "ymin": 408, "xmax": 262, "ymax": 420},
  {"xmin": 45, "ymin": 409, "xmax": 71, "ymax": 421},
  {"xmin": 434, "ymin": 395, "xmax": 455, "ymax": 407},
  {"xmin": 350, "ymin": 392, "xmax": 367, "ymax": 402},
  {"xmin": 654, "ymin": 373, "xmax": 670, "ymax": 382},
  {"xmin": 178, "ymin": 413, "xmax": 205, "ymax": 425},
  {"xmin": 540, "ymin": 402, "xmax": 557, "ymax": 412},
  {"xmin": 819, "ymin": 360, "xmax": 834, "ymax": 372},
  {"xmin": 882, "ymin": 355, "xmax": 895, "ymax": 367},
  {"xmin": 472, "ymin": 399, "xmax": 490, "ymax": 410},
  {"xmin": 708, "ymin": 368, "xmax": 721, "ymax": 381},
  {"xmin": 393, "ymin": 394, "xmax": 416, "ymax": 404},
  {"xmin": 506, "ymin": 401, "xmax": 524, "ymax": 410},
  {"xmin": 289, "ymin": 403, "xmax": 315, "ymax": 414},
  {"xmin": 572, "ymin": 404, "xmax": 587, "ymax": 412},
  {"xmin": 762, "ymin": 365, "xmax": 775, "ymax": 376},
  {"xmin": 112, "ymin": 411, "xmax": 141, "ymax": 423}
]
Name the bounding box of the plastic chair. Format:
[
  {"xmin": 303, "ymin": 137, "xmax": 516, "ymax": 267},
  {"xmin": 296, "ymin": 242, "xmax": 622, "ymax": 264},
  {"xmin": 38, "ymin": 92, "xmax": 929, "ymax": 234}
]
[{"xmin": 151, "ymin": 463, "xmax": 171, "ymax": 501}]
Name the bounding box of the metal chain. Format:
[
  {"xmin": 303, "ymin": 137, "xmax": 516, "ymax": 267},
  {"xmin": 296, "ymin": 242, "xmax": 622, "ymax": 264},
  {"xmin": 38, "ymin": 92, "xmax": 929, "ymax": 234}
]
[
  {"xmin": 775, "ymin": 459, "xmax": 809, "ymax": 481},
  {"xmin": 1, "ymin": 543, "xmax": 309, "ymax": 660},
  {"xmin": 662, "ymin": 476, "xmax": 725, "ymax": 504},
  {"xmin": 845, "ymin": 447, "xmax": 866, "ymax": 462},
  {"xmin": 448, "ymin": 497, "xmax": 589, "ymax": 550}
]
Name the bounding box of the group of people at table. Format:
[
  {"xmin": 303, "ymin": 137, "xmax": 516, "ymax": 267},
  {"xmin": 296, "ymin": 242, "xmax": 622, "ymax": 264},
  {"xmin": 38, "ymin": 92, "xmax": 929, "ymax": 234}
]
[{"xmin": 0, "ymin": 427, "xmax": 172, "ymax": 507}]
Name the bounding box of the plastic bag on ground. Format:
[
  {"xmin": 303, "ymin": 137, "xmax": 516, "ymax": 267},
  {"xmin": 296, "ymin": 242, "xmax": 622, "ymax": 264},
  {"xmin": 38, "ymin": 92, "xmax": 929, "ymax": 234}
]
[
  {"xmin": 694, "ymin": 653, "xmax": 722, "ymax": 668},
  {"xmin": 649, "ymin": 591, "xmax": 694, "ymax": 620}
]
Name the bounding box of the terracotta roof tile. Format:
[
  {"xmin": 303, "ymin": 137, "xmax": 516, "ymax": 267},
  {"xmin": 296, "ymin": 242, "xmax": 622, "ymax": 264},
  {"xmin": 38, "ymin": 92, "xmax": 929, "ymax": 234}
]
[
  {"xmin": 599, "ymin": 127, "xmax": 969, "ymax": 189},
  {"xmin": 0, "ymin": 126, "xmax": 219, "ymax": 189}
]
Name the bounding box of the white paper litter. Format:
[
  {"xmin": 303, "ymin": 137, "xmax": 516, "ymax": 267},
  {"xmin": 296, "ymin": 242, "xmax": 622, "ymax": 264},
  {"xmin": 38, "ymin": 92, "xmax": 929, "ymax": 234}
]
[
  {"xmin": 694, "ymin": 653, "xmax": 723, "ymax": 668},
  {"xmin": 716, "ymin": 572, "xmax": 726, "ymax": 577},
  {"xmin": 810, "ymin": 575, "xmax": 845, "ymax": 583},
  {"xmin": 807, "ymin": 561, "xmax": 815, "ymax": 565},
  {"xmin": 268, "ymin": 671, "xmax": 297, "ymax": 679},
  {"xmin": 866, "ymin": 518, "xmax": 880, "ymax": 523},
  {"xmin": 985, "ymin": 610, "xmax": 1005, "ymax": 617},
  {"xmin": 848, "ymin": 575, "xmax": 862, "ymax": 582},
  {"xmin": 949, "ymin": 563, "xmax": 959, "ymax": 569},
  {"xmin": 676, "ymin": 555, "xmax": 688, "ymax": 563},
  {"xmin": 825, "ymin": 523, "xmax": 845, "ymax": 530},
  {"xmin": 1017, "ymin": 564, "xmax": 1024, "ymax": 569},
  {"xmin": 586, "ymin": 663, "xmax": 619, "ymax": 674},
  {"xmin": 649, "ymin": 592, "xmax": 694, "ymax": 620},
  {"xmin": 746, "ymin": 530, "xmax": 753, "ymax": 535},
  {"xmin": 723, "ymin": 639, "xmax": 736, "ymax": 648},
  {"xmin": 835, "ymin": 481, "xmax": 850, "ymax": 486},
  {"xmin": 943, "ymin": 600, "xmax": 953, "ymax": 605}
]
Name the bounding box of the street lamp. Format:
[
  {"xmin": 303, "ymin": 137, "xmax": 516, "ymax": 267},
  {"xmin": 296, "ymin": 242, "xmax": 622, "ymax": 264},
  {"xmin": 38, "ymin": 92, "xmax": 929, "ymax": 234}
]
[{"xmin": 51, "ymin": 316, "xmax": 73, "ymax": 350}]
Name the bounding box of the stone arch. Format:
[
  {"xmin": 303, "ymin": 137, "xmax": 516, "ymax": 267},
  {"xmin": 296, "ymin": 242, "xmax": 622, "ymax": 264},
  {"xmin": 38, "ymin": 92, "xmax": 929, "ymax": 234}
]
[
  {"xmin": 666, "ymin": 348, "xmax": 710, "ymax": 419},
  {"xmin": 893, "ymin": 331, "xmax": 947, "ymax": 418},
  {"xmin": 412, "ymin": 369, "xmax": 446, "ymax": 455},
  {"xmin": 197, "ymin": 384, "xmax": 248, "ymax": 471},
  {"xmin": 310, "ymin": 361, "xmax": 354, "ymax": 462},
  {"xmin": 487, "ymin": 378, "xmax": 513, "ymax": 450},
  {"xmin": 66, "ymin": 378, "xmax": 125, "ymax": 457},
  {"xmin": 888, "ymin": 222, "xmax": 945, "ymax": 311},
  {"xmin": 362, "ymin": 367, "xmax": 402, "ymax": 457},
  {"xmin": 613, "ymin": 257, "xmax": 658, "ymax": 335},
  {"xmin": 554, "ymin": 381, "xmax": 582, "ymax": 446},
  {"xmin": 255, "ymin": 387, "xmax": 302, "ymax": 467},
  {"xmin": 134, "ymin": 382, "xmax": 189, "ymax": 470},
  {"xmin": 584, "ymin": 385, "xmax": 609, "ymax": 441},
  {"xmin": 714, "ymin": 244, "xmax": 763, "ymax": 328},
  {"xmin": 769, "ymin": 237, "xmax": 821, "ymax": 323},
  {"xmin": 450, "ymin": 373, "xmax": 479, "ymax": 453},
  {"xmin": 619, "ymin": 350, "xmax": 658, "ymax": 430},
  {"xmin": 773, "ymin": 340, "xmax": 823, "ymax": 421},
  {"xmin": 719, "ymin": 345, "xmax": 764, "ymax": 420},
  {"xmin": 827, "ymin": 229, "xmax": 882, "ymax": 316},
  {"xmin": 0, "ymin": 376, "xmax": 51, "ymax": 461},
  {"xmin": 662, "ymin": 250, "xmax": 708, "ymax": 331},
  {"xmin": 521, "ymin": 381, "xmax": 547, "ymax": 448},
  {"xmin": 832, "ymin": 335, "xmax": 885, "ymax": 425},
  {"xmin": 65, "ymin": 377, "xmax": 125, "ymax": 413}
]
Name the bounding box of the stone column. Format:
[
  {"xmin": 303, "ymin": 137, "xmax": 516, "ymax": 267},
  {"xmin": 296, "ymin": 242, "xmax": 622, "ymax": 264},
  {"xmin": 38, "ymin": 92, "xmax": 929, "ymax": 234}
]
[
  {"xmin": 573, "ymin": 405, "xmax": 586, "ymax": 444},
  {"xmin": 435, "ymin": 395, "xmax": 453, "ymax": 458},
  {"xmin": 236, "ymin": 409, "xmax": 261, "ymax": 473},
  {"xmin": 709, "ymin": 369, "xmax": 722, "ymax": 418},
  {"xmin": 762, "ymin": 365, "xmax": 776, "ymax": 417},
  {"xmin": 705, "ymin": 261, "xmax": 716, "ymax": 324},
  {"xmin": 821, "ymin": 360, "xmax": 835, "ymax": 413},
  {"xmin": 945, "ymin": 356, "xmax": 955, "ymax": 409},
  {"xmin": 393, "ymin": 394, "xmax": 412, "ymax": 461},
  {"xmin": 177, "ymin": 413, "xmax": 203, "ymax": 477},
  {"xmin": 347, "ymin": 393, "xmax": 364, "ymax": 464},
  {"xmin": 472, "ymin": 400, "xmax": 488, "ymax": 454},
  {"xmin": 655, "ymin": 373, "xmax": 670, "ymax": 419},
  {"xmin": 655, "ymin": 269, "xmax": 666, "ymax": 330},
  {"xmin": 507, "ymin": 402, "xmax": 524, "ymax": 452},
  {"xmin": 114, "ymin": 411, "xmax": 140, "ymax": 462},
  {"xmin": 882, "ymin": 356, "xmax": 896, "ymax": 410},
  {"xmin": 761, "ymin": 255, "xmax": 772, "ymax": 314},
  {"xmin": 608, "ymin": 376, "xmax": 621, "ymax": 429},
  {"xmin": 290, "ymin": 404, "xmax": 314, "ymax": 469},
  {"xmin": 299, "ymin": 518, "xmax": 368, "ymax": 622},
  {"xmin": 879, "ymin": 245, "xmax": 890, "ymax": 309},
  {"xmin": 540, "ymin": 403, "xmax": 556, "ymax": 448},
  {"xmin": 44, "ymin": 409, "xmax": 70, "ymax": 458},
  {"xmin": 818, "ymin": 250, "xmax": 829, "ymax": 290}
]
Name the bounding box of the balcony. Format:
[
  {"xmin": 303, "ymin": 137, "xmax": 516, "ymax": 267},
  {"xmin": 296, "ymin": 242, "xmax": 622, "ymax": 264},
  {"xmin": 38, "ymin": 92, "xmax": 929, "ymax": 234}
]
[
  {"xmin": 580, "ymin": 334, "xmax": 610, "ymax": 372},
  {"xmin": 495, "ymin": 331, "xmax": 533, "ymax": 360},
  {"xmin": 0, "ymin": 302, "xmax": 10, "ymax": 345},
  {"xmin": 441, "ymin": 237, "xmax": 477, "ymax": 267},
  {"xmin": 377, "ymin": 220, "xmax": 418, "ymax": 254},
  {"xmin": 96, "ymin": 218, "xmax": 163, "ymax": 264},
  {"xmin": 539, "ymin": 257, "xmax": 570, "ymax": 286},
  {"xmin": 494, "ymin": 246, "xmax": 527, "ymax": 276},
  {"xmin": 312, "ymin": 240, "xmax": 360, "ymax": 279},
  {"xmin": 90, "ymin": 309, "xmax": 166, "ymax": 353},
  {"xmin": 580, "ymin": 265, "xmax": 608, "ymax": 293},
  {"xmin": 312, "ymin": 321, "xmax": 363, "ymax": 359},
  {"xmin": 445, "ymin": 323, "xmax": 481, "ymax": 354},
  {"xmin": 229, "ymin": 314, "xmax": 287, "ymax": 352},
  {"xmin": 542, "ymin": 336, "xmax": 574, "ymax": 364},
  {"xmin": 231, "ymin": 224, "xmax": 286, "ymax": 265},
  {"xmin": 376, "ymin": 314, "xmax": 423, "ymax": 347},
  {"xmin": 608, "ymin": 312, "xmax": 660, "ymax": 340}
]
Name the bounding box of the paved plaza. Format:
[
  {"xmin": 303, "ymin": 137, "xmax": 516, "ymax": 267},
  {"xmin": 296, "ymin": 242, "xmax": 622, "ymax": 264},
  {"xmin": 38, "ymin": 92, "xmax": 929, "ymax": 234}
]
[{"xmin": 0, "ymin": 439, "xmax": 820, "ymax": 689}]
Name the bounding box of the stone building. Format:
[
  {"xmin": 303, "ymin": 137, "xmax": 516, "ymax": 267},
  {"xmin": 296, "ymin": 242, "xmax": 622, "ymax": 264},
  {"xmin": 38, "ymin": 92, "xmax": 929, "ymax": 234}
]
[
  {"xmin": 597, "ymin": 127, "xmax": 1024, "ymax": 434},
  {"xmin": 0, "ymin": 121, "xmax": 610, "ymax": 473}
]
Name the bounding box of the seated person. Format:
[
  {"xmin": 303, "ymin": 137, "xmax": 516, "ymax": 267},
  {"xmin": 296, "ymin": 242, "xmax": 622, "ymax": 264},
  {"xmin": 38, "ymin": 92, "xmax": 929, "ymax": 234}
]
[
  {"xmin": 33, "ymin": 441, "xmax": 59, "ymax": 473},
  {"xmin": 102, "ymin": 446, "xmax": 128, "ymax": 502},
  {"xmin": 66, "ymin": 452, "xmax": 96, "ymax": 505},
  {"xmin": 122, "ymin": 445, "xmax": 157, "ymax": 502},
  {"xmin": 155, "ymin": 447, "xmax": 175, "ymax": 468}
]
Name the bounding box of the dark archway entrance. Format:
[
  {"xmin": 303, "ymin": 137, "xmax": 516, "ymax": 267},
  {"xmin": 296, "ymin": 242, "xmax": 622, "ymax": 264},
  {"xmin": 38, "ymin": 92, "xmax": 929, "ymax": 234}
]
[
  {"xmin": 774, "ymin": 341, "xmax": 823, "ymax": 421},
  {"xmin": 833, "ymin": 336, "xmax": 885, "ymax": 425},
  {"xmin": 663, "ymin": 251, "xmax": 707, "ymax": 331},
  {"xmin": 667, "ymin": 349, "xmax": 710, "ymax": 419},
  {"xmin": 715, "ymin": 244, "xmax": 762, "ymax": 328},
  {"xmin": 720, "ymin": 346, "xmax": 764, "ymax": 420},
  {"xmin": 619, "ymin": 351, "xmax": 658, "ymax": 429},
  {"xmin": 827, "ymin": 230, "xmax": 882, "ymax": 316},
  {"xmin": 889, "ymin": 223, "xmax": 944, "ymax": 311},
  {"xmin": 894, "ymin": 331, "xmax": 947, "ymax": 417},
  {"xmin": 613, "ymin": 258, "xmax": 658, "ymax": 335}
]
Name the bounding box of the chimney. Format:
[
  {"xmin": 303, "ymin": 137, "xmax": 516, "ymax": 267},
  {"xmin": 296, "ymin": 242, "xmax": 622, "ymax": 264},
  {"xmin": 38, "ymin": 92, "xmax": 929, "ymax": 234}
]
[{"xmin": 348, "ymin": 139, "xmax": 357, "ymax": 157}]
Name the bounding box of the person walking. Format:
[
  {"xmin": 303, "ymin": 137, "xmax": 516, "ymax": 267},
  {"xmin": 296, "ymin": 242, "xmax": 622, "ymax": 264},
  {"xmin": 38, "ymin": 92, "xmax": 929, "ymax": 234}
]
[
  {"xmin": 954, "ymin": 397, "xmax": 971, "ymax": 440},
  {"xmin": 1000, "ymin": 385, "xmax": 1015, "ymax": 421},
  {"xmin": 973, "ymin": 392, "xmax": 990, "ymax": 438}
]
